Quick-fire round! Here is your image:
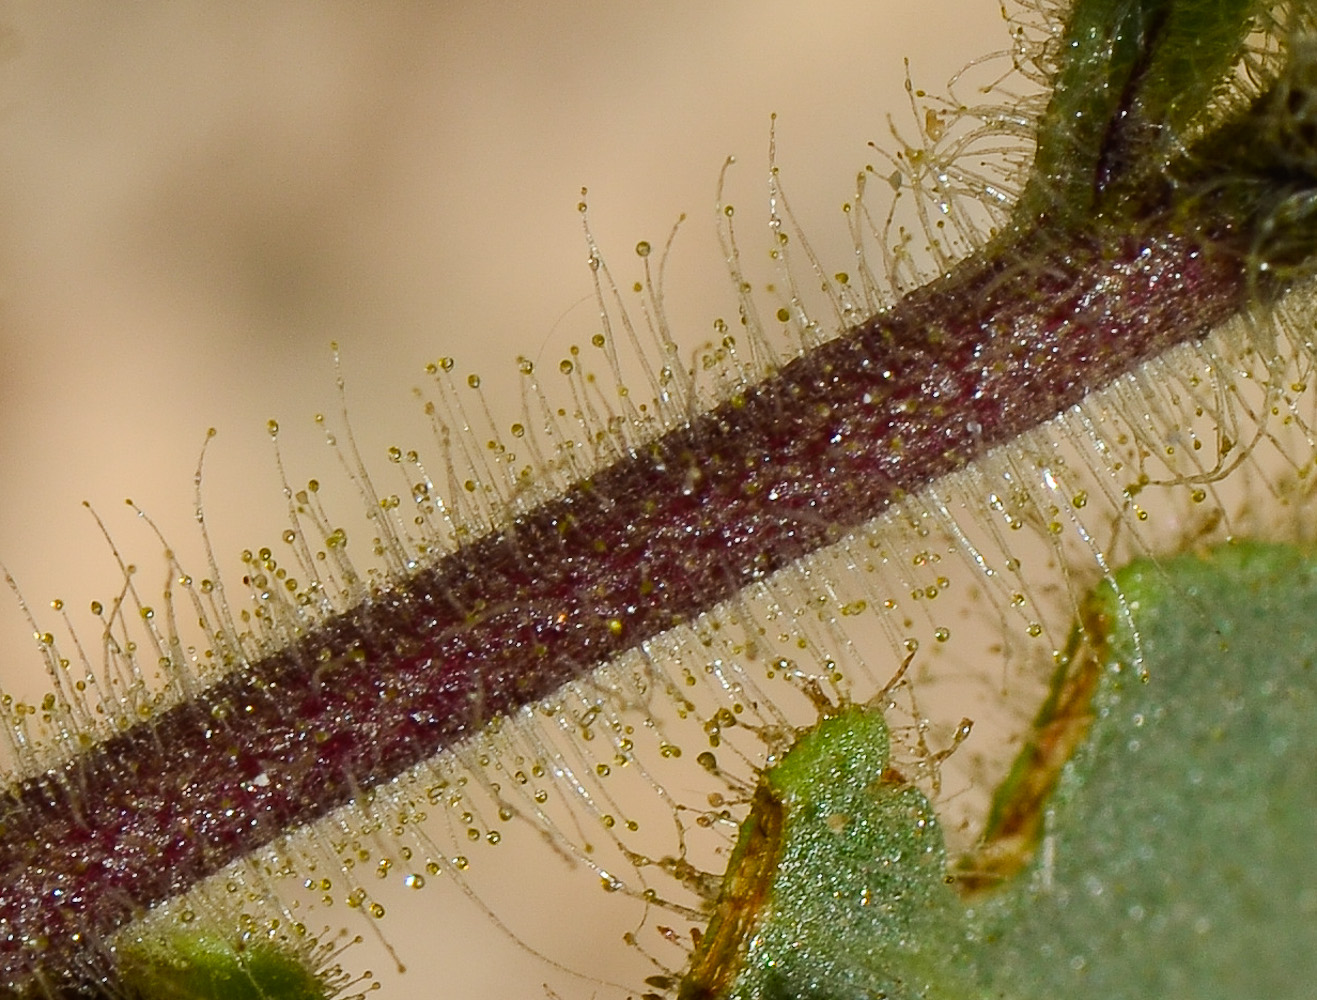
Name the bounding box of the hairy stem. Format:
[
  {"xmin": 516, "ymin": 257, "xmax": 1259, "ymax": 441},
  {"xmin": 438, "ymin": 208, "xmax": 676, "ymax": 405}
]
[
  {"xmin": 3, "ymin": 0, "xmax": 1314, "ymax": 991},
  {"xmin": 0, "ymin": 209, "xmax": 1280, "ymax": 991}
]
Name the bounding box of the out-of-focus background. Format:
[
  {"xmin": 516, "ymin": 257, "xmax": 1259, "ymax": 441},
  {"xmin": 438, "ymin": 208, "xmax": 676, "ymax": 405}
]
[{"xmin": 0, "ymin": 3, "xmax": 1010, "ymax": 996}]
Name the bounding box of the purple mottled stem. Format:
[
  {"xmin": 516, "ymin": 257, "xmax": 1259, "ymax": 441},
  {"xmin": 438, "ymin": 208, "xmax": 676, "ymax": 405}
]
[{"xmin": 0, "ymin": 216, "xmax": 1252, "ymax": 987}]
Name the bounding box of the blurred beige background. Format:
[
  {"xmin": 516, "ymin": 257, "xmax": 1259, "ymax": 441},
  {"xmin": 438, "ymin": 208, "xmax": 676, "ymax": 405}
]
[{"xmin": 0, "ymin": 3, "xmax": 1008, "ymax": 997}]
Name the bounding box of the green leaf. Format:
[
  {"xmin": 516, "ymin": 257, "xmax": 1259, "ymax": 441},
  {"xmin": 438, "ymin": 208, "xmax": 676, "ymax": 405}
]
[
  {"xmin": 678, "ymin": 707, "xmax": 972, "ymax": 1000},
  {"xmin": 682, "ymin": 540, "xmax": 1317, "ymax": 998},
  {"xmin": 1014, "ymin": 0, "xmax": 1266, "ymax": 227},
  {"xmin": 116, "ymin": 933, "xmax": 332, "ymax": 1000},
  {"xmin": 975, "ymin": 540, "xmax": 1317, "ymax": 997}
]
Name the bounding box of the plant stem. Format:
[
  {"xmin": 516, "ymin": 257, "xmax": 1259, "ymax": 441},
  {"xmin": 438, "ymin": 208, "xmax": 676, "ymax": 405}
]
[
  {"xmin": 0, "ymin": 185, "xmax": 1288, "ymax": 995},
  {"xmin": 3, "ymin": 0, "xmax": 1314, "ymax": 992}
]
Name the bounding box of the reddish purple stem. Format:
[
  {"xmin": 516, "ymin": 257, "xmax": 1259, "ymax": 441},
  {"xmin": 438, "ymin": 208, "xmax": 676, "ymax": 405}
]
[{"xmin": 0, "ymin": 213, "xmax": 1255, "ymax": 989}]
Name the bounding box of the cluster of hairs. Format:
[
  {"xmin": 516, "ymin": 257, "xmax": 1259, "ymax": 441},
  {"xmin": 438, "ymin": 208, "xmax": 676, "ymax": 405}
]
[{"xmin": 2, "ymin": 1, "xmax": 1317, "ymax": 996}]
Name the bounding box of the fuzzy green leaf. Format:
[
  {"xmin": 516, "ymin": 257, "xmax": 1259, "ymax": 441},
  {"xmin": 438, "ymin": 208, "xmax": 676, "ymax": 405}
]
[
  {"xmin": 1015, "ymin": 0, "xmax": 1265, "ymax": 226},
  {"xmin": 116, "ymin": 934, "xmax": 331, "ymax": 1000},
  {"xmin": 686, "ymin": 540, "xmax": 1317, "ymax": 998}
]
